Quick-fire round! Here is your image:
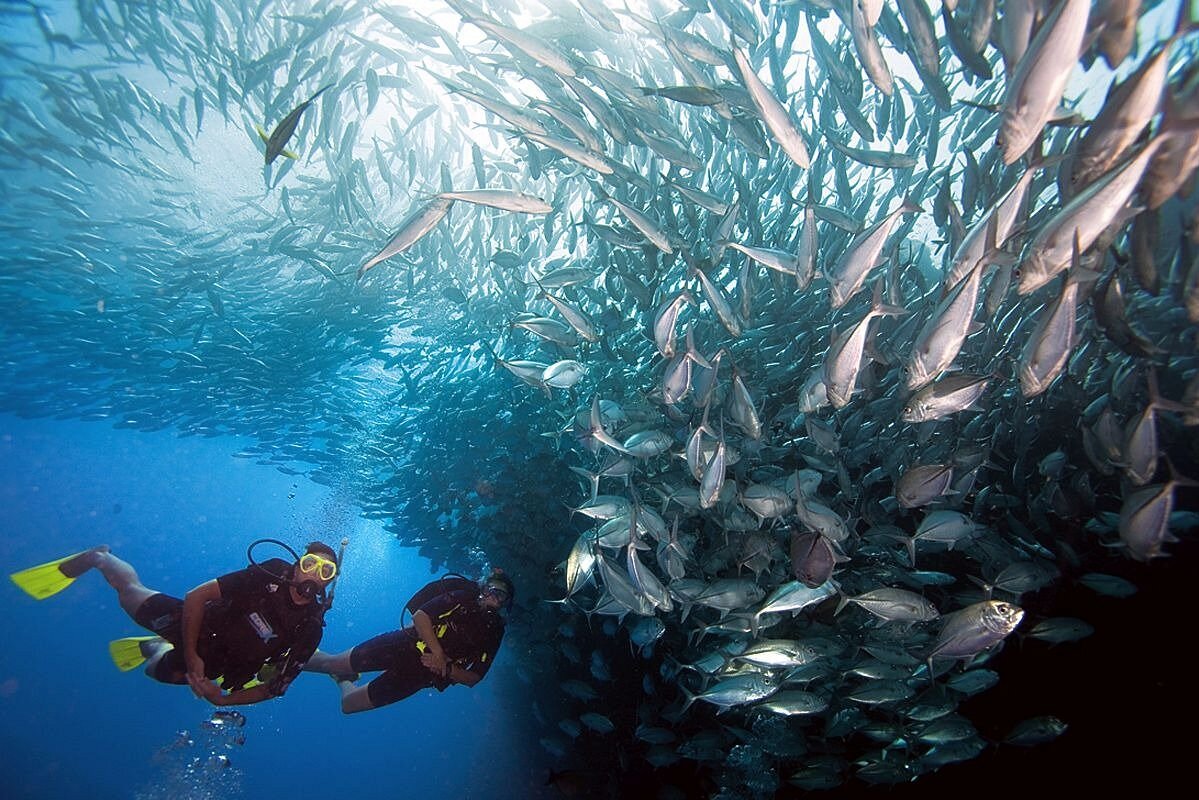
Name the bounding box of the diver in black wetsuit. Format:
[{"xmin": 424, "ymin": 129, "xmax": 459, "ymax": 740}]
[
  {"xmin": 305, "ymin": 568, "xmax": 512, "ymax": 714},
  {"xmin": 11, "ymin": 541, "xmax": 338, "ymax": 706}
]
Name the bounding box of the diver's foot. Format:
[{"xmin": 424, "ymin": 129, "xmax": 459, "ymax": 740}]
[
  {"xmin": 139, "ymin": 636, "xmax": 169, "ymax": 660},
  {"xmin": 59, "ymin": 545, "xmax": 110, "ymax": 578}
]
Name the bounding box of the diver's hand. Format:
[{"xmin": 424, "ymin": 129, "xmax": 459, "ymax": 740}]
[
  {"xmin": 420, "ymin": 651, "xmax": 448, "ymax": 675},
  {"xmin": 188, "ymin": 673, "xmax": 224, "ymax": 704},
  {"xmin": 186, "ymin": 653, "xmax": 206, "ymax": 683}
]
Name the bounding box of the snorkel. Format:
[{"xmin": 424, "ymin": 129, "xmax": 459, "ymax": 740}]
[{"xmin": 323, "ymin": 538, "xmax": 350, "ymax": 609}]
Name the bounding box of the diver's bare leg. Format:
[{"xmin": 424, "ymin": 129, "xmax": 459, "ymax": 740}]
[
  {"xmin": 305, "ymin": 649, "xmax": 355, "ymax": 674},
  {"xmin": 338, "ymin": 682, "xmax": 375, "ymax": 714},
  {"xmin": 60, "ymin": 546, "xmax": 157, "ymax": 617}
]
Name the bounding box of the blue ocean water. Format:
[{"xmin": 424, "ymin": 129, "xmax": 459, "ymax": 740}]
[{"xmin": 0, "ymin": 415, "xmax": 554, "ymax": 800}]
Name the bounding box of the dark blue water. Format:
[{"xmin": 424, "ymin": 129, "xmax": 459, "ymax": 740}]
[{"xmin": 0, "ymin": 415, "xmax": 554, "ymax": 800}]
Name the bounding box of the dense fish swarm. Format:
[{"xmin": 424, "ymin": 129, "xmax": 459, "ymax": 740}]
[{"xmin": 1, "ymin": 0, "xmax": 1198, "ymax": 795}]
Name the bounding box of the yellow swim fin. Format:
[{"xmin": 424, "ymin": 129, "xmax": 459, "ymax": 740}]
[
  {"xmin": 109, "ymin": 636, "xmax": 169, "ymax": 672},
  {"xmin": 9, "ymin": 551, "xmax": 86, "ymax": 600}
]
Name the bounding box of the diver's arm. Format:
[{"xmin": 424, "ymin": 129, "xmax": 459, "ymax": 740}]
[
  {"xmin": 412, "ymin": 609, "xmax": 448, "ymax": 667},
  {"xmin": 447, "ymin": 665, "xmax": 481, "ymax": 687},
  {"xmin": 182, "ymin": 579, "xmax": 222, "ymax": 680}
]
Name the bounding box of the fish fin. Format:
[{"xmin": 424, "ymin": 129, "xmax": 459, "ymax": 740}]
[
  {"xmin": 281, "ymin": 149, "xmax": 299, "ymax": 160},
  {"xmin": 1147, "ymin": 370, "xmax": 1197, "ymax": 415},
  {"xmin": 947, "ymin": 200, "xmax": 966, "ymax": 247},
  {"xmin": 833, "ymin": 592, "xmax": 849, "ymax": 616},
  {"xmin": 254, "ymin": 124, "xmax": 269, "ymax": 143},
  {"xmin": 965, "ymin": 574, "xmax": 994, "ymax": 599}
]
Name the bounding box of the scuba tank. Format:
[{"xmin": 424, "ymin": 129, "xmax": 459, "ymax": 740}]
[{"xmin": 401, "ymin": 573, "xmax": 478, "ymax": 627}]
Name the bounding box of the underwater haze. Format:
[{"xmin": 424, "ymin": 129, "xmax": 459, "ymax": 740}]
[
  {"xmin": 0, "ymin": 417, "xmax": 554, "ymax": 800},
  {"xmin": 2, "ymin": 0, "xmax": 1199, "ymax": 797}
]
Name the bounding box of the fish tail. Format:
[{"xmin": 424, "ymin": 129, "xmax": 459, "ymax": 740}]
[
  {"xmin": 478, "ymin": 340, "xmax": 501, "ymax": 364},
  {"xmin": 1146, "ymin": 368, "xmax": 1192, "ymax": 415},
  {"xmin": 1164, "ymin": 454, "xmax": 1199, "ymax": 488},
  {"xmin": 678, "ymin": 684, "xmax": 698, "ymax": 716},
  {"xmin": 966, "ymin": 574, "xmax": 994, "ymax": 600},
  {"xmin": 869, "ymin": 280, "xmax": 907, "ymax": 317}
]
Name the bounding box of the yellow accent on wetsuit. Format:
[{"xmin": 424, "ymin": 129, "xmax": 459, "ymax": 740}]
[
  {"xmin": 415, "ymin": 605, "xmax": 459, "ymax": 652},
  {"xmin": 415, "ymin": 624, "xmax": 451, "ymax": 652}
]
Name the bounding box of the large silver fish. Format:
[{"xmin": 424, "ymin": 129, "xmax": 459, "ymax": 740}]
[
  {"xmin": 929, "ymin": 600, "xmax": 1024, "ymax": 662},
  {"xmin": 996, "ymin": 0, "xmax": 1090, "ymax": 164},
  {"xmin": 827, "ymin": 200, "xmax": 921, "ymax": 309}
]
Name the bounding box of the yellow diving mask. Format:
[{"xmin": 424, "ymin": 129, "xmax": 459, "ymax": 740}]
[{"xmin": 299, "ymin": 553, "xmax": 337, "ymax": 582}]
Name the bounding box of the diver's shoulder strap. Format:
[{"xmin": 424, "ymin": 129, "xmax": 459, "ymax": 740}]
[{"xmin": 405, "ymin": 575, "xmax": 479, "ymax": 615}]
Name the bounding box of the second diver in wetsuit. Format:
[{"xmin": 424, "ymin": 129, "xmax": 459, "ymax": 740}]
[{"xmin": 305, "ymin": 568, "xmax": 512, "ymax": 713}]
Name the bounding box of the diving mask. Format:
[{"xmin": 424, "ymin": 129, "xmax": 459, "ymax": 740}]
[{"xmin": 299, "ymin": 553, "xmax": 337, "ymax": 582}]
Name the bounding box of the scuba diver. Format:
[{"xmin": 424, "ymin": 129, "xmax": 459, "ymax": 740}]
[
  {"xmin": 9, "ymin": 540, "xmax": 340, "ymax": 706},
  {"xmin": 305, "ymin": 567, "xmax": 513, "ymax": 714}
]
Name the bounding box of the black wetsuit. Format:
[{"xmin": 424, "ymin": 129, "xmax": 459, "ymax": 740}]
[
  {"xmin": 349, "ymin": 588, "xmax": 505, "ymax": 708},
  {"xmin": 132, "ymin": 558, "xmax": 325, "ymax": 696}
]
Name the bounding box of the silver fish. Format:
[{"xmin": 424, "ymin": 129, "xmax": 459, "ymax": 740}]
[
  {"xmin": 827, "ymin": 200, "xmax": 921, "ymax": 309},
  {"xmin": 732, "ymin": 46, "xmax": 810, "ymax": 169},
  {"xmin": 434, "ymin": 189, "xmax": 552, "ymax": 214},
  {"xmin": 1018, "ymin": 273, "xmax": 1084, "ymax": 398},
  {"xmin": 997, "ymin": 0, "xmax": 1090, "ymax": 164},
  {"xmin": 824, "ymin": 287, "xmax": 907, "ymax": 407},
  {"xmin": 929, "ymin": 600, "xmax": 1024, "ymax": 662},
  {"xmin": 358, "ymin": 197, "xmax": 452, "ymax": 279},
  {"xmin": 836, "ymin": 587, "xmax": 940, "ymax": 622}
]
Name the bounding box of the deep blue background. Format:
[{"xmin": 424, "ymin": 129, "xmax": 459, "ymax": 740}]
[{"xmin": 0, "ymin": 414, "xmax": 554, "ymax": 800}]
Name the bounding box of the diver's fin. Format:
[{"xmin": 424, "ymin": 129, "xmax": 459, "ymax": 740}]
[
  {"xmin": 9, "ymin": 551, "xmax": 87, "ymax": 600},
  {"xmin": 109, "ymin": 636, "xmax": 167, "ymax": 672}
]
